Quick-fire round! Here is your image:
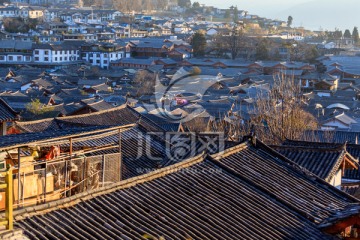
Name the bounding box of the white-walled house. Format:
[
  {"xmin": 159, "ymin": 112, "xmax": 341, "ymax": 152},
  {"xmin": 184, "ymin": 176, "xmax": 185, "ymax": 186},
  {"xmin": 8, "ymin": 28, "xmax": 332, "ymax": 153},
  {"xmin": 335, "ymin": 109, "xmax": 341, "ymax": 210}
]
[
  {"xmin": 81, "ymin": 43, "xmax": 124, "ymax": 69},
  {"xmin": 0, "ymin": 6, "xmax": 19, "ymax": 18},
  {"xmin": 33, "ymin": 42, "xmax": 81, "ymax": 64},
  {"xmin": 321, "ymin": 112, "xmax": 357, "ymax": 131}
]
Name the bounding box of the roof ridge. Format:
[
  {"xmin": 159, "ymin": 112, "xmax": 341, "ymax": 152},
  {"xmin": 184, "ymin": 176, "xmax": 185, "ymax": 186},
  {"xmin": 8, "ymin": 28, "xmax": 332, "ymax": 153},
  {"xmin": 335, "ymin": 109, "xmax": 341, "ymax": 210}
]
[
  {"xmin": 0, "ymin": 97, "xmax": 18, "ymax": 115},
  {"xmin": 55, "ymin": 103, "xmax": 127, "ymax": 120},
  {"xmin": 211, "ymin": 140, "xmax": 250, "ymax": 160},
  {"xmin": 126, "ymin": 105, "xmax": 166, "ymax": 131},
  {"xmin": 13, "ymin": 151, "xmax": 207, "ymax": 220},
  {"xmin": 271, "ymin": 144, "xmax": 345, "ymax": 152},
  {"xmin": 255, "ymin": 138, "xmax": 359, "ymax": 202},
  {"xmin": 284, "ymin": 138, "xmax": 345, "ymax": 147},
  {"xmin": 15, "ymin": 118, "xmax": 56, "ymax": 125}
]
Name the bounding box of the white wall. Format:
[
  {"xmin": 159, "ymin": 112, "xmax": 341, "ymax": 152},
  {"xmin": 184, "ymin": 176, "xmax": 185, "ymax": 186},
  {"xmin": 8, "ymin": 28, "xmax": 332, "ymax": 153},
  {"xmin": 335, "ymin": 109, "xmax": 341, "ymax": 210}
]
[
  {"xmin": 331, "ymin": 169, "xmax": 342, "ymax": 189},
  {"xmin": 323, "ymin": 120, "xmax": 349, "ymax": 130}
]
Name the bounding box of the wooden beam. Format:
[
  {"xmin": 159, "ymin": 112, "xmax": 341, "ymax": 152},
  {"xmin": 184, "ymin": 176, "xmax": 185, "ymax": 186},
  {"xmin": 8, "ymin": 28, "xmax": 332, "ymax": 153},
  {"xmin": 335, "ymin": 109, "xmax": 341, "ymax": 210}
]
[
  {"xmin": 344, "ymin": 155, "xmax": 359, "ymax": 170},
  {"xmin": 118, "ymin": 128, "xmax": 122, "ymax": 181},
  {"xmin": 5, "ymin": 166, "xmax": 13, "ymax": 230},
  {"xmin": 0, "ymin": 124, "xmax": 136, "ymax": 152}
]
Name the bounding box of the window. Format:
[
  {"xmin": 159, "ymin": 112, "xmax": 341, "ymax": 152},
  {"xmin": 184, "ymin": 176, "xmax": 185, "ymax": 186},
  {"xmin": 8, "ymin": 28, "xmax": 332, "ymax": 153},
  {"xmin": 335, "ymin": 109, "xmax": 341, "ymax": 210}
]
[
  {"xmin": 35, "ymin": 50, "xmax": 39, "ymax": 55},
  {"xmin": 35, "ymin": 57, "xmax": 39, "ymax": 61},
  {"xmin": 44, "ymin": 57, "xmax": 49, "ymax": 61},
  {"xmin": 55, "ymin": 57, "xmax": 57, "ymax": 61},
  {"xmin": 17, "ymin": 56, "xmax": 21, "ymax": 61},
  {"xmin": 25, "ymin": 56, "xmax": 31, "ymax": 61},
  {"xmin": 44, "ymin": 50, "xmax": 49, "ymax": 55},
  {"xmin": 0, "ymin": 56, "xmax": 4, "ymax": 61},
  {"xmin": 60, "ymin": 57, "xmax": 62, "ymax": 61},
  {"xmin": 64, "ymin": 57, "xmax": 67, "ymax": 61},
  {"xmin": 97, "ymin": 54, "xmax": 100, "ymax": 57},
  {"xmin": 103, "ymin": 60, "xmax": 108, "ymax": 64},
  {"xmin": 96, "ymin": 60, "xmax": 100, "ymax": 64}
]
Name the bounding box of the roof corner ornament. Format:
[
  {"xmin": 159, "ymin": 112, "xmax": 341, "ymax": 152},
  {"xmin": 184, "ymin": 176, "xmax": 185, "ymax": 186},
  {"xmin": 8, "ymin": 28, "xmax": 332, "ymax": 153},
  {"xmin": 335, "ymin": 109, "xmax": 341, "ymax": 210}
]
[{"xmin": 250, "ymin": 124, "xmax": 256, "ymax": 146}]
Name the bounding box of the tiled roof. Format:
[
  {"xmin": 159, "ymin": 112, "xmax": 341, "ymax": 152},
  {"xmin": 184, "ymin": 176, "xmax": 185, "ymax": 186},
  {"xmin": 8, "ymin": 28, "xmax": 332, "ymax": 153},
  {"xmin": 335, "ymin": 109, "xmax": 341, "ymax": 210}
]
[
  {"xmin": 280, "ymin": 139, "xmax": 360, "ymax": 183},
  {"xmin": 215, "ymin": 139, "xmax": 358, "ymax": 222},
  {"xmin": 300, "ymin": 130, "xmax": 360, "ymax": 144},
  {"xmin": 0, "ymin": 98, "xmax": 17, "ymax": 122},
  {"xmin": 0, "ymin": 126, "xmax": 113, "ymax": 150},
  {"xmin": 14, "ymin": 105, "xmax": 139, "ymax": 133},
  {"xmin": 14, "ymin": 139, "xmax": 357, "ymax": 239},
  {"xmin": 271, "ymin": 144, "xmax": 347, "ymax": 181}
]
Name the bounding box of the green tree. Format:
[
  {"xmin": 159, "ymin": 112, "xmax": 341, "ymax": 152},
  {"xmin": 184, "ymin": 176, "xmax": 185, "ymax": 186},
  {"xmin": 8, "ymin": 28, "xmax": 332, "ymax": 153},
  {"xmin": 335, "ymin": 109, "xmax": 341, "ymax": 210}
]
[
  {"xmin": 233, "ymin": 6, "xmax": 239, "ymax": 22},
  {"xmin": 287, "ymin": 16, "xmax": 293, "ymax": 27},
  {"xmin": 230, "ymin": 28, "xmax": 246, "ymax": 60},
  {"xmin": 344, "ymin": 29, "xmax": 352, "ymax": 38},
  {"xmin": 33, "ymin": 36, "xmax": 40, "ymax": 44},
  {"xmin": 224, "ymin": 9, "xmax": 230, "ymax": 19},
  {"xmin": 178, "ymin": 0, "xmax": 191, "ymax": 8},
  {"xmin": 192, "ymin": 1, "xmax": 200, "ymax": 8},
  {"xmin": 25, "ymin": 99, "xmax": 54, "ymax": 116},
  {"xmin": 304, "ymin": 46, "xmax": 319, "ymax": 63},
  {"xmin": 272, "ymin": 49, "xmax": 282, "ymax": 61},
  {"xmin": 191, "ymin": 31, "xmax": 206, "ymax": 57},
  {"xmin": 353, "ymin": 27, "xmax": 359, "ymax": 44},
  {"xmin": 28, "ymin": 18, "xmax": 39, "ymax": 30},
  {"xmin": 255, "ymin": 39, "xmax": 269, "ymax": 60},
  {"xmin": 334, "ymin": 28, "xmax": 342, "ymax": 39}
]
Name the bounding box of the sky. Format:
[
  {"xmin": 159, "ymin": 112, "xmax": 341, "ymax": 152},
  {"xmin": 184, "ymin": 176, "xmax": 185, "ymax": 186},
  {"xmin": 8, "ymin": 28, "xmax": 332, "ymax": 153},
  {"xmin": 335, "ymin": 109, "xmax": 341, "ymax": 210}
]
[{"xmin": 197, "ymin": 0, "xmax": 360, "ymax": 31}]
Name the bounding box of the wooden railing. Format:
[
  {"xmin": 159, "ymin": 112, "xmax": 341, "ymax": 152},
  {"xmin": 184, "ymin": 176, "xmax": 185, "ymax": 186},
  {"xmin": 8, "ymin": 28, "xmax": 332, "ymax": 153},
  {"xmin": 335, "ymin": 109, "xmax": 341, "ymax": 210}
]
[{"xmin": 0, "ymin": 166, "xmax": 13, "ymax": 230}]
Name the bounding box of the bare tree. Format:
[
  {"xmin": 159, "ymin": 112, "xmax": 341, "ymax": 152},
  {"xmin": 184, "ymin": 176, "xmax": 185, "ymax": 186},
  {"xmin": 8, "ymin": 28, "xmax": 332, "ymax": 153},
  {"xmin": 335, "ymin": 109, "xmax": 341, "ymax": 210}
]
[
  {"xmin": 112, "ymin": 0, "xmax": 138, "ymax": 12},
  {"xmin": 142, "ymin": 0, "xmax": 153, "ymax": 12},
  {"xmin": 134, "ymin": 70, "xmax": 156, "ymax": 96},
  {"xmin": 250, "ymin": 74, "xmax": 318, "ymax": 144},
  {"xmin": 156, "ymin": 0, "xmax": 168, "ymax": 10}
]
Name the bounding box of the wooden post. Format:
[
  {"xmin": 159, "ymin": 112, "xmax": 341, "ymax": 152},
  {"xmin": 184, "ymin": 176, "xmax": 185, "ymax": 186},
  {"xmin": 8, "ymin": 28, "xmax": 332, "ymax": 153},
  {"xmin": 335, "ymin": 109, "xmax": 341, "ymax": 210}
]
[
  {"xmin": 17, "ymin": 147, "xmax": 21, "ymax": 207},
  {"xmin": 22, "ymin": 172, "xmax": 25, "ymax": 206},
  {"xmin": 82, "ymin": 157, "xmax": 86, "ymax": 192},
  {"xmin": 102, "ymin": 155, "xmax": 105, "ymax": 187},
  {"xmin": 118, "ymin": 129, "xmax": 122, "ymax": 181},
  {"xmin": 69, "ymin": 138, "xmax": 73, "ymax": 156},
  {"xmin": 44, "ymin": 161, "xmax": 47, "ymax": 203},
  {"xmin": 0, "ymin": 122, "xmax": 6, "ymax": 136},
  {"xmin": 69, "ymin": 138, "xmax": 72, "ymax": 197},
  {"xmin": 5, "ymin": 166, "xmax": 13, "ymax": 230}
]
